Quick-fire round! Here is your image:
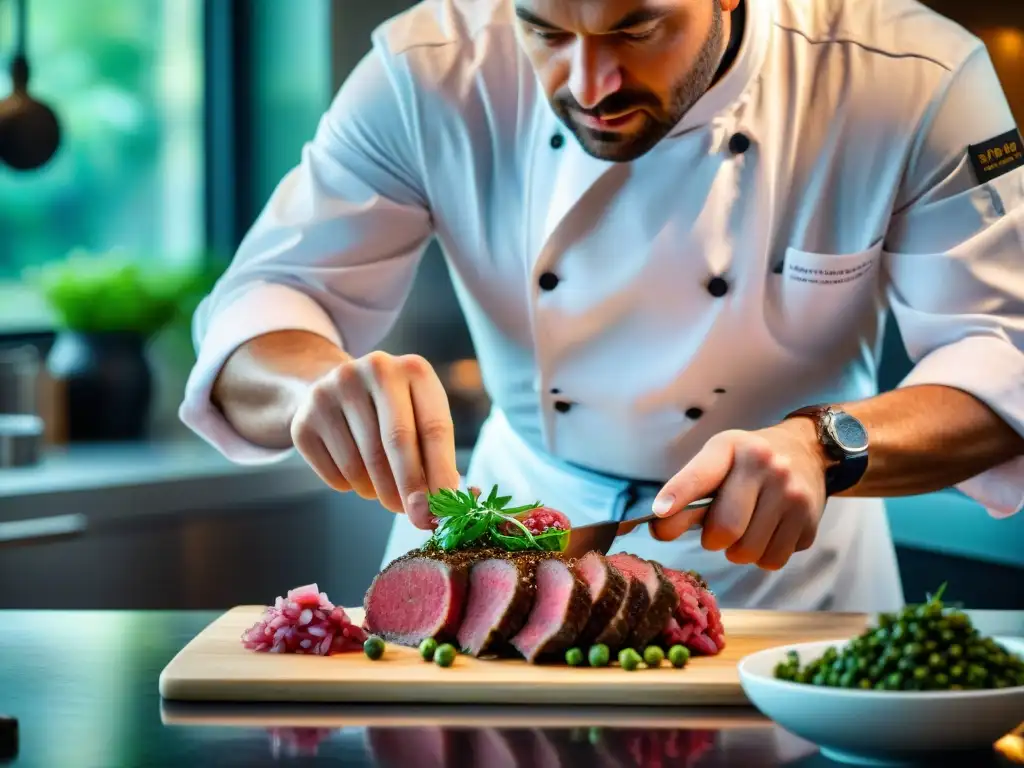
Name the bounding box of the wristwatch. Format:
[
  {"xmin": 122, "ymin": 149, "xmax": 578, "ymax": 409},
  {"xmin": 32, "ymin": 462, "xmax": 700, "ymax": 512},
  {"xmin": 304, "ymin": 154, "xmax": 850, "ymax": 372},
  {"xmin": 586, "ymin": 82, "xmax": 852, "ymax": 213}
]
[{"xmin": 785, "ymin": 405, "xmax": 870, "ymax": 496}]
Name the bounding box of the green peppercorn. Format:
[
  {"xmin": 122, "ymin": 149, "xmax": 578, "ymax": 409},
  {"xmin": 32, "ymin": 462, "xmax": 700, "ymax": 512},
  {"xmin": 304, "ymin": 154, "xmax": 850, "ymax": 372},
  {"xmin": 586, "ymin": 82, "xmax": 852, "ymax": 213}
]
[
  {"xmin": 588, "ymin": 644, "xmax": 611, "ymax": 668},
  {"xmin": 950, "ymin": 664, "xmax": 965, "ymax": 680},
  {"xmin": 643, "ymin": 646, "xmax": 665, "ymax": 668},
  {"xmin": 619, "ymin": 648, "xmax": 642, "ymax": 671},
  {"xmin": 928, "ymin": 653, "xmax": 944, "ymax": 670},
  {"xmin": 434, "ymin": 644, "xmax": 457, "ymax": 668},
  {"xmin": 859, "ymin": 679, "xmax": 873, "ymax": 690},
  {"xmin": 886, "ymin": 672, "xmax": 903, "ymax": 690},
  {"xmin": 565, "ymin": 648, "xmax": 585, "ymax": 667},
  {"xmin": 419, "ymin": 637, "xmax": 438, "ymax": 662},
  {"xmin": 668, "ymin": 645, "xmax": 690, "ymax": 669},
  {"xmin": 948, "ymin": 644, "xmax": 963, "ymax": 660},
  {"xmin": 933, "ymin": 672, "xmax": 950, "ymax": 689},
  {"xmin": 363, "ymin": 635, "xmax": 386, "ymax": 660},
  {"xmin": 913, "ymin": 666, "xmax": 928, "ymax": 682},
  {"xmin": 903, "ymin": 642, "xmax": 923, "ymax": 658}
]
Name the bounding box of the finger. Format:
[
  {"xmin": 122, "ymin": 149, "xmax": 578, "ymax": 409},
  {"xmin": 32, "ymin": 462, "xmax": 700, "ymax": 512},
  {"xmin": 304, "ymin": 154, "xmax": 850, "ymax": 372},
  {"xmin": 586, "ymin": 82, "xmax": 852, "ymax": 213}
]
[
  {"xmin": 366, "ymin": 361, "xmax": 433, "ymax": 524},
  {"xmin": 649, "ymin": 503, "xmax": 708, "ymax": 542},
  {"xmin": 652, "ymin": 433, "xmax": 737, "ymax": 518},
  {"xmin": 293, "ymin": 431, "xmax": 351, "ymax": 492},
  {"xmin": 318, "ymin": 410, "xmax": 375, "ymax": 499},
  {"xmin": 757, "ymin": 511, "xmax": 806, "ymax": 571},
  {"xmin": 699, "ymin": 438, "xmax": 774, "ymax": 551},
  {"xmin": 336, "ymin": 368, "xmax": 403, "ymax": 513},
  {"xmin": 405, "ymin": 356, "xmax": 461, "ymax": 492},
  {"xmin": 724, "ymin": 482, "xmax": 785, "ymax": 565}
]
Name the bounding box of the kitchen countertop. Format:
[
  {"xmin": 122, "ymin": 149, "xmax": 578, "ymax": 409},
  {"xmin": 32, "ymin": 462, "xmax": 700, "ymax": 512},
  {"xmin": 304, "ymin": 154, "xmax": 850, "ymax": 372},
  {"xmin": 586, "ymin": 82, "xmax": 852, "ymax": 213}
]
[{"xmin": 1, "ymin": 611, "xmax": 1021, "ymax": 767}]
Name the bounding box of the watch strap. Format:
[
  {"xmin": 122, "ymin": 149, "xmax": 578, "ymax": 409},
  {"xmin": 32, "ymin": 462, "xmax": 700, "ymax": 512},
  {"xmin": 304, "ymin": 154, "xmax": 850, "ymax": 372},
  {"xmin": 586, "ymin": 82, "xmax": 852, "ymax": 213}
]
[{"xmin": 785, "ymin": 404, "xmax": 869, "ymax": 496}]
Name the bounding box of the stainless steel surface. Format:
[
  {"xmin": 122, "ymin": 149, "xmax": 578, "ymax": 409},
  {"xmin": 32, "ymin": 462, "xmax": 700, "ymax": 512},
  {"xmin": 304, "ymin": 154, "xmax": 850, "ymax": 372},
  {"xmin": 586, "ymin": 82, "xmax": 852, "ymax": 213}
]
[
  {"xmin": 0, "ymin": 413, "xmax": 43, "ymax": 467},
  {"xmin": 564, "ymin": 496, "xmax": 715, "ymax": 559},
  {"xmin": 0, "ymin": 344, "xmax": 40, "ymax": 416},
  {"xmin": 0, "ymin": 513, "xmax": 88, "ymax": 548}
]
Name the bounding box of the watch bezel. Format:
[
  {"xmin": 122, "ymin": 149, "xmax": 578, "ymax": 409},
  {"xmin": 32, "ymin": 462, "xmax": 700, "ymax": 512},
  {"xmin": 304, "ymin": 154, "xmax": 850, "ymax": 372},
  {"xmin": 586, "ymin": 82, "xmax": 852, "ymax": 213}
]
[{"xmin": 824, "ymin": 409, "xmax": 869, "ymax": 454}]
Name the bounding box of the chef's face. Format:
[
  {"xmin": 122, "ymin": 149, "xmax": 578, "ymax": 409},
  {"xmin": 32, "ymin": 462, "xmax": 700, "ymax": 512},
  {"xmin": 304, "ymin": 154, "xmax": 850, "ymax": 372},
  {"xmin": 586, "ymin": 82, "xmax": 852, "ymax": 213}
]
[{"xmin": 515, "ymin": 0, "xmax": 738, "ymax": 162}]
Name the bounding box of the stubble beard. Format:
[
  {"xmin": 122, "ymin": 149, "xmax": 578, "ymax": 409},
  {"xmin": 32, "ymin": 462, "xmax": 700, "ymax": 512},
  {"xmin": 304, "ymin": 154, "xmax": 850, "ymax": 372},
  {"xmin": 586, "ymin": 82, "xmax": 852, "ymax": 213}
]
[{"xmin": 553, "ymin": 3, "xmax": 726, "ymax": 163}]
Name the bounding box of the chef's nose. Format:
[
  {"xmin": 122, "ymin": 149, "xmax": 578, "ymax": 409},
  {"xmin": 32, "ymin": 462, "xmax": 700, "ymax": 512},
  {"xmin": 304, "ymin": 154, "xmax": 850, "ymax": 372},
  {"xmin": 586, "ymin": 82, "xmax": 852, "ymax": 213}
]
[{"xmin": 567, "ymin": 38, "xmax": 623, "ymax": 110}]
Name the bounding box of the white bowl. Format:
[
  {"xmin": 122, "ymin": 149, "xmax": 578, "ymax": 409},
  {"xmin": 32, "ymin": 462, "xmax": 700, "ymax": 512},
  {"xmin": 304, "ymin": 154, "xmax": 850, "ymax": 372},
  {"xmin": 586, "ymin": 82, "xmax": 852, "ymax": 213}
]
[{"xmin": 739, "ymin": 637, "xmax": 1024, "ymax": 766}]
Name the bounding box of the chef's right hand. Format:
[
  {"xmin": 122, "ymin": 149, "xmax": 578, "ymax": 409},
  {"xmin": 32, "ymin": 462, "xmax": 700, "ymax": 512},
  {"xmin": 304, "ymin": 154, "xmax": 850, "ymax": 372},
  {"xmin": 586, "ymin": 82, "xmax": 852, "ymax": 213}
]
[{"xmin": 289, "ymin": 351, "xmax": 460, "ymax": 529}]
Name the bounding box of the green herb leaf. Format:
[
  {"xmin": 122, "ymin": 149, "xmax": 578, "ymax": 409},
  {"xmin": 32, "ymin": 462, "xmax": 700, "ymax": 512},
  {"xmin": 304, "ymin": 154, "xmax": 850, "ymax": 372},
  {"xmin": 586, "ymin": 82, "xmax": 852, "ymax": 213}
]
[
  {"xmin": 490, "ymin": 530, "xmax": 541, "ymax": 551},
  {"xmin": 533, "ymin": 528, "xmax": 570, "ymax": 553},
  {"xmin": 486, "ymin": 485, "xmax": 499, "ymax": 505}
]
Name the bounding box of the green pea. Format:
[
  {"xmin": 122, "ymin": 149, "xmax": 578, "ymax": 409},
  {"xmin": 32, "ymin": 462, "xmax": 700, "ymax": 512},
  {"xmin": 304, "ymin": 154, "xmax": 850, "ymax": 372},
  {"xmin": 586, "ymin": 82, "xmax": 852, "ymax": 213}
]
[
  {"xmin": 897, "ymin": 657, "xmax": 917, "ymax": 673},
  {"xmin": 419, "ymin": 637, "xmax": 438, "ymax": 662},
  {"xmin": 619, "ymin": 648, "xmax": 642, "ymax": 671},
  {"xmin": 886, "ymin": 672, "xmax": 904, "ymax": 690},
  {"xmin": 434, "ymin": 643, "xmax": 457, "ymax": 668},
  {"xmin": 565, "ymin": 647, "xmax": 585, "ymax": 667},
  {"xmin": 643, "ymin": 646, "xmax": 665, "ymax": 668},
  {"xmin": 668, "ymin": 645, "xmax": 690, "ymax": 669},
  {"xmin": 812, "ymin": 673, "xmax": 828, "ymax": 686},
  {"xmin": 588, "ymin": 644, "xmax": 611, "ymax": 668},
  {"xmin": 928, "ymin": 653, "xmax": 945, "ymax": 669},
  {"xmin": 924, "ymin": 640, "xmax": 938, "ymax": 653},
  {"xmin": 933, "ymin": 672, "xmax": 950, "ymax": 689},
  {"xmin": 839, "ymin": 671, "xmax": 857, "ymax": 688},
  {"xmin": 859, "ymin": 679, "xmax": 873, "ymax": 690},
  {"xmin": 903, "ymin": 642, "xmax": 923, "ymax": 658},
  {"xmin": 913, "ymin": 667, "xmax": 928, "ymax": 682},
  {"xmin": 363, "ymin": 635, "xmax": 386, "ymax": 660},
  {"xmin": 948, "ymin": 645, "xmax": 964, "ymax": 660},
  {"xmin": 950, "ymin": 664, "xmax": 965, "ymax": 680}
]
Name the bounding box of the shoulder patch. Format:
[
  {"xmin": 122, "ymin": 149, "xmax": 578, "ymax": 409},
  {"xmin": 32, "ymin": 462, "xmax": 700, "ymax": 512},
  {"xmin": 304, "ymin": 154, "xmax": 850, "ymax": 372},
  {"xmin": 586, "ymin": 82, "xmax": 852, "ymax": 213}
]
[{"xmin": 969, "ymin": 128, "xmax": 1024, "ymax": 184}]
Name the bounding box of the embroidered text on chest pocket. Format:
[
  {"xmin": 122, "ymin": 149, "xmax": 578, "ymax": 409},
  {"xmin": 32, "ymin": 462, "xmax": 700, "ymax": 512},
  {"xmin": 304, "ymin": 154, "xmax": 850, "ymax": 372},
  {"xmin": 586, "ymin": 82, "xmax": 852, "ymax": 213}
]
[{"xmin": 764, "ymin": 241, "xmax": 886, "ymax": 356}]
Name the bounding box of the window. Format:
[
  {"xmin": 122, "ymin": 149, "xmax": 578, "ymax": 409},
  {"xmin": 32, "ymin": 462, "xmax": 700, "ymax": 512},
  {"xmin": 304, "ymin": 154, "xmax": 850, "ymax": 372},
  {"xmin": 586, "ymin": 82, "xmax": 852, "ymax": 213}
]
[{"xmin": 0, "ymin": 0, "xmax": 204, "ymax": 330}]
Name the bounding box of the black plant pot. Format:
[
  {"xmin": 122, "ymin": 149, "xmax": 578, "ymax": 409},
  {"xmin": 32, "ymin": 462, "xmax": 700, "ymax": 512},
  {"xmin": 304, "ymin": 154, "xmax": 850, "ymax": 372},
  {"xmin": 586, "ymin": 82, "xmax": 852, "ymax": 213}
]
[{"xmin": 46, "ymin": 331, "xmax": 153, "ymax": 442}]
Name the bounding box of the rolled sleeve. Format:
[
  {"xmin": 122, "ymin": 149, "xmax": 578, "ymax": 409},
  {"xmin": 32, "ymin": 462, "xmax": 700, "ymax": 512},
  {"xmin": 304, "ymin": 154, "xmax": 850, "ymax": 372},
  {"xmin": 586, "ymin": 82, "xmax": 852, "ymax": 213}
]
[
  {"xmin": 884, "ymin": 45, "xmax": 1024, "ymax": 517},
  {"xmin": 180, "ymin": 45, "xmax": 434, "ymax": 463}
]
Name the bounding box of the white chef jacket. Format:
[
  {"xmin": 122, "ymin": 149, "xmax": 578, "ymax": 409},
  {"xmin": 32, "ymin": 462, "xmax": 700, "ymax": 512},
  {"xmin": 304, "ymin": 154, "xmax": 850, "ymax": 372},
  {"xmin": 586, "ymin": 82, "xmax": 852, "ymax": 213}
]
[{"xmin": 180, "ymin": 0, "xmax": 1024, "ymax": 612}]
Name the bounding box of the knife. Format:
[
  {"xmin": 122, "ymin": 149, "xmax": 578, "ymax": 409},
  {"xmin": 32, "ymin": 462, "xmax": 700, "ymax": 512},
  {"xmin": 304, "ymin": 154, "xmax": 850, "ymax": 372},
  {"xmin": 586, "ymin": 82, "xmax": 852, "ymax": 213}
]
[{"xmin": 562, "ymin": 495, "xmax": 715, "ymax": 559}]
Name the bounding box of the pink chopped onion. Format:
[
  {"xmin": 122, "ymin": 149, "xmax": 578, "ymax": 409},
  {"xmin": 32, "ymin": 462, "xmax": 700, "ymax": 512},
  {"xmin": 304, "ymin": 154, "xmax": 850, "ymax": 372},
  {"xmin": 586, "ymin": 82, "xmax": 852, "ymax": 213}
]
[{"xmin": 241, "ymin": 583, "xmax": 367, "ymax": 656}]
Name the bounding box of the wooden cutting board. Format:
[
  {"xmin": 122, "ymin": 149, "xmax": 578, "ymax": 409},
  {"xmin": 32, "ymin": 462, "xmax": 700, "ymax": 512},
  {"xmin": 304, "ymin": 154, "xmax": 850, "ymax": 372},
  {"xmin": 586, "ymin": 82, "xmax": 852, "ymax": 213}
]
[{"xmin": 159, "ymin": 607, "xmax": 869, "ymax": 706}]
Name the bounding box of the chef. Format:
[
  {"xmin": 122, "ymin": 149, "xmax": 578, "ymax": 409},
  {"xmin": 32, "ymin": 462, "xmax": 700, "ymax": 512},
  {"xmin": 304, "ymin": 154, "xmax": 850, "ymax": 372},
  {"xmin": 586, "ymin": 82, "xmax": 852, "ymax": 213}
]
[{"xmin": 181, "ymin": 0, "xmax": 1024, "ymax": 612}]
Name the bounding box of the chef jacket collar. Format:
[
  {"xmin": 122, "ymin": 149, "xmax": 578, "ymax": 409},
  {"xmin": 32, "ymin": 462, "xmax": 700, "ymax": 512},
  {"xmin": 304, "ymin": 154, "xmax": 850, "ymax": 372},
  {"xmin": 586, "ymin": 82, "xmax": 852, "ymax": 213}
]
[{"xmin": 668, "ymin": 0, "xmax": 773, "ymax": 138}]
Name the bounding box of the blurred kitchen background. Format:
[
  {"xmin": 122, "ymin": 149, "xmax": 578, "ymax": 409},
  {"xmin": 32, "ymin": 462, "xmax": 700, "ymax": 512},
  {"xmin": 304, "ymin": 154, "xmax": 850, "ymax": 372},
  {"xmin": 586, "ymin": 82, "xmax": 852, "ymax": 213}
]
[{"xmin": 0, "ymin": 0, "xmax": 1021, "ymax": 612}]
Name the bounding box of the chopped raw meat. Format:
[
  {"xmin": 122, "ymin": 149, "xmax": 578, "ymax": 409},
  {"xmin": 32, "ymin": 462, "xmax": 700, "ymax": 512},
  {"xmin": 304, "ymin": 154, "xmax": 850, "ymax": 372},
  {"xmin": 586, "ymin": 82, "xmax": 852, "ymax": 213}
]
[
  {"xmin": 363, "ymin": 553, "xmax": 470, "ymax": 646},
  {"xmin": 661, "ymin": 568, "xmax": 726, "ymax": 655},
  {"xmin": 606, "ymin": 554, "xmax": 680, "ymax": 648},
  {"xmin": 573, "ymin": 552, "xmax": 628, "ymax": 646},
  {"xmin": 499, "ymin": 506, "xmax": 571, "ymax": 536},
  {"xmin": 241, "ymin": 583, "xmax": 367, "ymax": 655},
  {"xmin": 510, "ymin": 558, "xmax": 591, "ymax": 662},
  {"xmin": 457, "ymin": 555, "xmax": 538, "ymax": 656}
]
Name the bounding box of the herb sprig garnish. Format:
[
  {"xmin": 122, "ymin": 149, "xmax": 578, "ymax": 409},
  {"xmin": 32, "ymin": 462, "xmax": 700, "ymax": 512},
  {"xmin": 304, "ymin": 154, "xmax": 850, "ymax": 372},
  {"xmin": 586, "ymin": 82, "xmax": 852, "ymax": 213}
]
[{"xmin": 424, "ymin": 485, "xmax": 570, "ymax": 554}]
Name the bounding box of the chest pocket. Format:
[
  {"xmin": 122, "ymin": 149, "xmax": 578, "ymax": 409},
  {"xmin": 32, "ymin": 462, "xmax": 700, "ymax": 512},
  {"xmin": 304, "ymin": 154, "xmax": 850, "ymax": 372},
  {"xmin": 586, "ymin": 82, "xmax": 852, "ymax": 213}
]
[{"xmin": 764, "ymin": 241, "xmax": 886, "ymax": 356}]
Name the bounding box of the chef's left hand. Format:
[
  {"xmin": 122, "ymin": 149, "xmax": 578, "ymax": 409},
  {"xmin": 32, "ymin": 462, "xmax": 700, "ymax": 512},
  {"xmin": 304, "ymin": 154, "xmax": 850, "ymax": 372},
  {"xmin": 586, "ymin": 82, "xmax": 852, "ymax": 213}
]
[{"xmin": 649, "ymin": 420, "xmax": 830, "ymax": 570}]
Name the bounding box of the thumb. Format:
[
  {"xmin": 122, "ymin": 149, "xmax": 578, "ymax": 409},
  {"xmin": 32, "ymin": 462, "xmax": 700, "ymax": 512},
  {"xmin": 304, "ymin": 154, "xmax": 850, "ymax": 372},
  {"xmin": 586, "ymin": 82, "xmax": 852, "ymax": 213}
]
[{"xmin": 650, "ymin": 434, "xmax": 735, "ymax": 533}]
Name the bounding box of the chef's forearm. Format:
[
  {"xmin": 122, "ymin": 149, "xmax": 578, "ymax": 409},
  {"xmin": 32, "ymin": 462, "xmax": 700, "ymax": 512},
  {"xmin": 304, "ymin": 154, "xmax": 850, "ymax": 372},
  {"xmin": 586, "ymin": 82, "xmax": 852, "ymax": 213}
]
[
  {"xmin": 211, "ymin": 330, "xmax": 351, "ymax": 449},
  {"xmin": 831, "ymin": 385, "xmax": 1024, "ymax": 497}
]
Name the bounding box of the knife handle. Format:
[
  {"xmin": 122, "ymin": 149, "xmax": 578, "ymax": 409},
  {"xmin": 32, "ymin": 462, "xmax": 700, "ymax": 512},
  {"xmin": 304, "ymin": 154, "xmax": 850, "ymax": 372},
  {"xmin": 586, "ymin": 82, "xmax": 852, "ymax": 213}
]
[{"xmin": 617, "ymin": 495, "xmax": 715, "ymax": 534}]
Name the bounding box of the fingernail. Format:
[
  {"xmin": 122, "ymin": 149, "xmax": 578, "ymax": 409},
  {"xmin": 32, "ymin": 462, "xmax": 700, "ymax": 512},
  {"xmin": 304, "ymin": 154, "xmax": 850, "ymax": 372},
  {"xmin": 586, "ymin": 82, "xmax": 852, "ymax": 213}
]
[
  {"xmin": 407, "ymin": 491, "xmax": 428, "ymax": 518},
  {"xmin": 652, "ymin": 495, "xmax": 674, "ymax": 517}
]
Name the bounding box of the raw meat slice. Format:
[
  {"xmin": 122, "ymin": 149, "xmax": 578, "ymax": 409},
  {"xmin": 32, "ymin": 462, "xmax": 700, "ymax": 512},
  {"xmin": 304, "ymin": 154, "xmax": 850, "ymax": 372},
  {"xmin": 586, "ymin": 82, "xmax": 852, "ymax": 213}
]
[
  {"xmin": 573, "ymin": 552, "xmax": 628, "ymax": 646},
  {"xmin": 363, "ymin": 553, "xmax": 470, "ymax": 646},
  {"xmin": 457, "ymin": 555, "xmax": 538, "ymax": 656},
  {"xmin": 510, "ymin": 558, "xmax": 591, "ymax": 662},
  {"xmin": 593, "ymin": 565, "xmax": 649, "ymax": 650},
  {"xmin": 606, "ymin": 553, "xmax": 680, "ymax": 648},
  {"xmin": 661, "ymin": 568, "xmax": 726, "ymax": 655}
]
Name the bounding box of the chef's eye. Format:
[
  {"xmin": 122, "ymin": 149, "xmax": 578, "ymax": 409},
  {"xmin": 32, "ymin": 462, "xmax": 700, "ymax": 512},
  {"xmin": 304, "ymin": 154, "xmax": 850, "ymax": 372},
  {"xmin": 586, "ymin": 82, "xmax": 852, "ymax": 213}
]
[
  {"xmin": 530, "ymin": 26, "xmax": 570, "ymax": 43},
  {"xmin": 620, "ymin": 24, "xmax": 659, "ymax": 42}
]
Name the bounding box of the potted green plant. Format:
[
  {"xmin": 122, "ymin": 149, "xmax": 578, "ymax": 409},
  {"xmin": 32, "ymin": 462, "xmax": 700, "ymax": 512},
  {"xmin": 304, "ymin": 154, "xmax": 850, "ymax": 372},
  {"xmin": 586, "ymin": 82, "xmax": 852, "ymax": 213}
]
[{"xmin": 24, "ymin": 248, "xmax": 216, "ymax": 442}]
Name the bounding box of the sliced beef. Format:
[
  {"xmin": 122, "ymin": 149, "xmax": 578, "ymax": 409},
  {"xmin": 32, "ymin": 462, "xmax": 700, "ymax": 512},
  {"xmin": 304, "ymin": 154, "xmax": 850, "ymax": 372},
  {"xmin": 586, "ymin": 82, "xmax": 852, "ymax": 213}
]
[
  {"xmin": 661, "ymin": 568, "xmax": 726, "ymax": 655},
  {"xmin": 457, "ymin": 555, "xmax": 538, "ymax": 656},
  {"xmin": 363, "ymin": 551, "xmax": 471, "ymax": 646},
  {"xmin": 593, "ymin": 564, "xmax": 649, "ymax": 650},
  {"xmin": 573, "ymin": 552, "xmax": 627, "ymax": 646},
  {"xmin": 606, "ymin": 553, "xmax": 680, "ymax": 648},
  {"xmin": 510, "ymin": 557, "xmax": 591, "ymax": 662}
]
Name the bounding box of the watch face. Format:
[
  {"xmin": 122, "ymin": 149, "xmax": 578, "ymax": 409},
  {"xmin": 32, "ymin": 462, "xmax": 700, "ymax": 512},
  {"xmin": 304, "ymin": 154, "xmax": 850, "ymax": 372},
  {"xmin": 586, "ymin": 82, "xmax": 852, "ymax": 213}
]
[{"xmin": 828, "ymin": 412, "xmax": 869, "ymax": 453}]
